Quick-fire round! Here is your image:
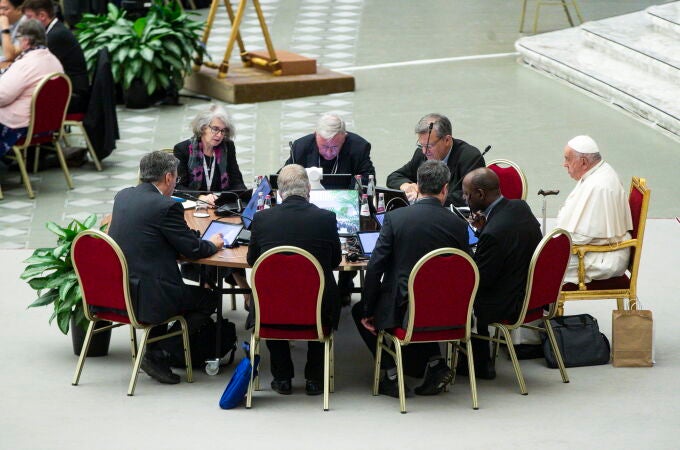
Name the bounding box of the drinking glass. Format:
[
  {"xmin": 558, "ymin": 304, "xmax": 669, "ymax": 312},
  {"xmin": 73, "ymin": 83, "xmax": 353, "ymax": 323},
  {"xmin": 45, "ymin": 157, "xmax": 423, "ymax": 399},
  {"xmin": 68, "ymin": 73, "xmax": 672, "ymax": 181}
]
[{"xmin": 194, "ymin": 201, "xmax": 209, "ymax": 218}]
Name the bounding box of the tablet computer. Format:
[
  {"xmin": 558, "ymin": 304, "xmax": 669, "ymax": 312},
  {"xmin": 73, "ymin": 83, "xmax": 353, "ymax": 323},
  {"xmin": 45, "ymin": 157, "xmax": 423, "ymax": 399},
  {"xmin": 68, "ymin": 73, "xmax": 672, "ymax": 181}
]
[
  {"xmin": 201, "ymin": 220, "xmax": 244, "ymax": 248},
  {"xmin": 356, "ymin": 230, "xmax": 380, "ymax": 258},
  {"xmin": 373, "ymin": 211, "xmax": 386, "ymax": 228}
]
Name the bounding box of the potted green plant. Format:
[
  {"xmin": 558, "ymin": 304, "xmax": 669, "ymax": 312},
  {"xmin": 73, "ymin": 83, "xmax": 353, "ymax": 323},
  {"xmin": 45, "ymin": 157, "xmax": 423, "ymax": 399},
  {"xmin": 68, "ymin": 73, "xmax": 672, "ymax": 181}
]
[
  {"xmin": 76, "ymin": 0, "xmax": 207, "ymax": 108},
  {"xmin": 21, "ymin": 214, "xmax": 111, "ymax": 356}
]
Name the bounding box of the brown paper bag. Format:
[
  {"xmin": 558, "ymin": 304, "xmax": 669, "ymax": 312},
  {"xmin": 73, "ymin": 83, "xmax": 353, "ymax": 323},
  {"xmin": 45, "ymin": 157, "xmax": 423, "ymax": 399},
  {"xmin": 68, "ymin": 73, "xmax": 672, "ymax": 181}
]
[{"xmin": 612, "ymin": 309, "xmax": 653, "ymax": 367}]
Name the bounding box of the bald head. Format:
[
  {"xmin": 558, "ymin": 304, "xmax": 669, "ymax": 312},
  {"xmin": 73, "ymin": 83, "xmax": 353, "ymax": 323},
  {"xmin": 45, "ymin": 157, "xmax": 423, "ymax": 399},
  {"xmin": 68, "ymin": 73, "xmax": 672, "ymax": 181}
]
[{"xmin": 462, "ymin": 168, "xmax": 500, "ymax": 211}]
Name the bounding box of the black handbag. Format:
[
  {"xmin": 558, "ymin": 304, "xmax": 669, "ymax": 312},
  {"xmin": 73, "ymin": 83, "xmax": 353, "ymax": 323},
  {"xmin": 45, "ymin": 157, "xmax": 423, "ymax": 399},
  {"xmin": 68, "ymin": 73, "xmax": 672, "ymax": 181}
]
[{"xmin": 541, "ymin": 314, "xmax": 610, "ymax": 368}]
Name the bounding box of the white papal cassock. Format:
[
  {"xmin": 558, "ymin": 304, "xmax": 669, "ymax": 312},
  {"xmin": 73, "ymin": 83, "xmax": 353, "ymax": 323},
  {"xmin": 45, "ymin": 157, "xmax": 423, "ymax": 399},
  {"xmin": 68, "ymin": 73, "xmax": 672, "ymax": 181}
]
[{"xmin": 556, "ymin": 161, "xmax": 633, "ymax": 284}]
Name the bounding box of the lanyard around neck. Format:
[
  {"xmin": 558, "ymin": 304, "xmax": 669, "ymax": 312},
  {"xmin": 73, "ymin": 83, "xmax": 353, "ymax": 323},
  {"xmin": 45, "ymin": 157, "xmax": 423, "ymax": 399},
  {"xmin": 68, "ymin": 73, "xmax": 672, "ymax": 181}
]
[{"xmin": 202, "ymin": 154, "xmax": 216, "ymax": 189}]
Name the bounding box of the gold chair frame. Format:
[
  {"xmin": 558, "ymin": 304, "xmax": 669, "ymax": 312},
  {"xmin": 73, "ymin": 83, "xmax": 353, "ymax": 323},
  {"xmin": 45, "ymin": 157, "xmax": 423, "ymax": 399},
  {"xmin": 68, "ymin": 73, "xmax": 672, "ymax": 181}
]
[
  {"xmin": 246, "ymin": 245, "xmax": 334, "ymax": 411},
  {"xmin": 486, "ymin": 158, "xmax": 529, "ymax": 200},
  {"xmin": 558, "ymin": 177, "xmax": 651, "ymax": 315},
  {"xmin": 5, "ymin": 73, "xmax": 74, "ymax": 199},
  {"xmin": 62, "ymin": 117, "xmax": 103, "ymax": 172},
  {"xmin": 373, "ymin": 248, "xmax": 480, "ymax": 413},
  {"xmin": 476, "ymin": 228, "xmax": 572, "ymax": 395},
  {"xmin": 520, "ymin": 0, "xmax": 583, "ymax": 34},
  {"xmin": 71, "ymin": 229, "xmax": 193, "ymax": 396}
]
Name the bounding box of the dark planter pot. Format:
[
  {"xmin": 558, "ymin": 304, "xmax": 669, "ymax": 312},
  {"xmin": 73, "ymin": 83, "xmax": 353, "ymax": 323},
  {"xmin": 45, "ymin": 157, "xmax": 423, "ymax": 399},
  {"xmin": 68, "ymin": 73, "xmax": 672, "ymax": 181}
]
[
  {"xmin": 124, "ymin": 78, "xmax": 151, "ymax": 109},
  {"xmin": 71, "ymin": 317, "xmax": 112, "ymax": 357}
]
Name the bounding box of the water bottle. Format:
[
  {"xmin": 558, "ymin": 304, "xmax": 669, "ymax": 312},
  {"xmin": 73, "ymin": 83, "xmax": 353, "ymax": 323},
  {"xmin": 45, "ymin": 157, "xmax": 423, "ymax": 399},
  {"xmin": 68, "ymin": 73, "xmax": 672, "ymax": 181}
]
[
  {"xmin": 360, "ymin": 194, "xmax": 372, "ymax": 230},
  {"xmin": 256, "ymin": 192, "xmax": 264, "ymax": 211},
  {"xmin": 264, "ymin": 194, "xmax": 272, "ymax": 209},
  {"xmin": 377, "ymin": 192, "xmax": 385, "ymax": 213},
  {"xmin": 367, "ymin": 174, "xmax": 375, "ymax": 208}
]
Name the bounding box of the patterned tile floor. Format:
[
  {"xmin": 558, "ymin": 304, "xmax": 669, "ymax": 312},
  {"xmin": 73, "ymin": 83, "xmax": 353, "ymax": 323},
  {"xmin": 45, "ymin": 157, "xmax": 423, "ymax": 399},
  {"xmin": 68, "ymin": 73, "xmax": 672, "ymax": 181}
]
[{"xmin": 1, "ymin": 0, "xmax": 677, "ymax": 249}]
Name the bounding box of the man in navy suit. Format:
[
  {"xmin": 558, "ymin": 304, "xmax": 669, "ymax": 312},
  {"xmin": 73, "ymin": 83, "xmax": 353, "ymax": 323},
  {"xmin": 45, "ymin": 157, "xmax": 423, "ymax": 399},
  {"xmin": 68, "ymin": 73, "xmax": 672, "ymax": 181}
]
[{"xmin": 462, "ymin": 168, "xmax": 542, "ymax": 379}]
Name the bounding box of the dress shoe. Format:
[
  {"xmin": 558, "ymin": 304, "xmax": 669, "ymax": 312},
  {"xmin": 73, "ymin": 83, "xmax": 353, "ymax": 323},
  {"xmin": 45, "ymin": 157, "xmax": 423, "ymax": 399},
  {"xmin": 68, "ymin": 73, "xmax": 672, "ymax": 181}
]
[
  {"xmin": 305, "ymin": 379, "xmax": 323, "ymax": 396},
  {"xmin": 340, "ymin": 294, "xmax": 352, "ymax": 307},
  {"xmin": 270, "ymin": 378, "xmax": 292, "ymax": 395},
  {"xmin": 415, "ymin": 362, "xmax": 454, "ymax": 396},
  {"xmin": 378, "ymin": 377, "xmax": 410, "ymax": 398},
  {"xmin": 141, "ymin": 353, "xmax": 180, "ymax": 384},
  {"xmin": 456, "ymin": 358, "xmax": 496, "ymax": 380}
]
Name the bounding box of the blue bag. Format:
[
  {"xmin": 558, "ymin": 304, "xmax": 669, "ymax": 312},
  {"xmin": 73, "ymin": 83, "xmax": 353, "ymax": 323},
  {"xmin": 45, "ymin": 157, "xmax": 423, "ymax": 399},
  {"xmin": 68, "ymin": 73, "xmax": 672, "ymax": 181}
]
[{"xmin": 219, "ymin": 342, "xmax": 260, "ymax": 409}]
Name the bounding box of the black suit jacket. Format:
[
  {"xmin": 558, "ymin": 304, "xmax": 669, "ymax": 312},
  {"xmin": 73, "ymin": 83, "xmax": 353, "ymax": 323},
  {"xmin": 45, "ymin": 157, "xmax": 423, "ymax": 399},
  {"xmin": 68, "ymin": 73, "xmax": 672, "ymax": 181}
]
[
  {"xmin": 83, "ymin": 48, "xmax": 118, "ymax": 160},
  {"xmin": 173, "ymin": 138, "xmax": 247, "ymax": 192},
  {"xmin": 284, "ymin": 132, "xmax": 375, "ymax": 184},
  {"xmin": 361, "ymin": 197, "xmax": 470, "ymax": 330},
  {"xmin": 247, "ymin": 195, "xmax": 342, "ymax": 328},
  {"xmin": 473, "ymin": 198, "xmax": 542, "ymax": 323},
  {"xmin": 46, "ymin": 20, "xmax": 89, "ymax": 114},
  {"xmin": 108, "ymin": 183, "xmax": 218, "ymax": 324},
  {"xmin": 386, "ymin": 139, "xmax": 484, "ymax": 207}
]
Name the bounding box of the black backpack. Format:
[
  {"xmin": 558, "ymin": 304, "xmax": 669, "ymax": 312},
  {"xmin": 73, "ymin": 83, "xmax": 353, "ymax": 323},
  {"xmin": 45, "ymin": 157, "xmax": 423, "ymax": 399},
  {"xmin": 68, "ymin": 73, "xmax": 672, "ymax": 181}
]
[{"xmin": 160, "ymin": 317, "xmax": 237, "ymax": 368}]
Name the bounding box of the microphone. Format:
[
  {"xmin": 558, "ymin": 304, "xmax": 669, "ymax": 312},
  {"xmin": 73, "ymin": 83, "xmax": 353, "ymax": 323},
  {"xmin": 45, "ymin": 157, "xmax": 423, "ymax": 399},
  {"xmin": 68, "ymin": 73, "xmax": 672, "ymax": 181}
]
[
  {"xmin": 180, "ymin": 192, "xmax": 217, "ymax": 208},
  {"xmin": 422, "ymin": 122, "xmax": 434, "ymax": 153},
  {"xmin": 289, "ymin": 140, "xmax": 296, "ymax": 164},
  {"xmin": 449, "ymin": 144, "xmax": 492, "ymax": 195}
]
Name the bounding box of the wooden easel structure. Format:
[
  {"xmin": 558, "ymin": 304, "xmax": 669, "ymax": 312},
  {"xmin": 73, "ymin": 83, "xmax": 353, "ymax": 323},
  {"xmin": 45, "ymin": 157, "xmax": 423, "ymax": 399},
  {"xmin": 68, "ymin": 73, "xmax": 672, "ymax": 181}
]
[{"xmin": 195, "ymin": 0, "xmax": 285, "ymax": 77}]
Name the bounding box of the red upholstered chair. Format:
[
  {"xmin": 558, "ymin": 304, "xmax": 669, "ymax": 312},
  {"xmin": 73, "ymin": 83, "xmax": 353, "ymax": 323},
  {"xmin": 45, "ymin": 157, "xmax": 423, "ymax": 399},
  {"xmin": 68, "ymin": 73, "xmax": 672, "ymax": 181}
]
[
  {"xmin": 558, "ymin": 177, "xmax": 651, "ymax": 314},
  {"xmin": 71, "ymin": 229, "xmax": 193, "ymax": 396},
  {"xmin": 479, "ymin": 228, "xmax": 572, "ymax": 395},
  {"xmin": 373, "ymin": 248, "xmax": 480, "ymax": 413},
  {"xmin": 486, "ymin": 159, "xmax": 528, "ymax": 200},
  {"xmin": 4, "ymin": 73, "xmax": 73, "ymax": 199},
  {"xmin": 63, "ymin": 113, "xmax": 103, "ymax": 171},
  {"xmin": 246, "ymin": 246, "xmax": 333, "ymax": 410}
]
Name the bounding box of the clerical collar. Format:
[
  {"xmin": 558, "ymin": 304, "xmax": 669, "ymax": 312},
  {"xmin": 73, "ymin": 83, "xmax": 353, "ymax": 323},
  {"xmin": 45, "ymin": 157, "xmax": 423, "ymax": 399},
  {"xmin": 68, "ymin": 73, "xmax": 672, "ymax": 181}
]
[
  {"xmin": 579, "ymin": 160, "xmax": 605, "ymax": 184},
  {"xmin": 484, "ymin": 195, "xmax": 504, "ymax": 220},
  {"xmin": 46, "ymin": 18, "xmax": 58, "ymax": 34}
]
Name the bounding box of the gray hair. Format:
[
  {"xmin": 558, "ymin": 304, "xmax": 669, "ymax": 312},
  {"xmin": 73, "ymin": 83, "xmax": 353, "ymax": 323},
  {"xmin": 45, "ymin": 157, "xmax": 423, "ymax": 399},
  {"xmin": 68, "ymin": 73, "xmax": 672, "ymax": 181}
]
[
  {"xmin": 17, "ymin": 18, "xmax": 46, "ymax": 47},
  {"xmin": 315, "ymin": 113, "xmax": 346, "ymax": 140},
  {"xmin": 417, "ymin": 160, "xmax": 451, "ymax": 195},
  {"xmin": 278, "ymin": 164, "xmax": 310, "ymax": 200},
  {"xmin": 190, "ymin": 105, "xmax": 235, "ymax": 140},
  {"xmin": 573, "ymin": 150, "xmax": 602, "ymax": 165},
  {"xmin": 139, "ymin": 151, "xmax": 179, "ymax": 183},
  {"xmin": 414, "ymin": 113, "xmax": 452, "ymax": 139}
]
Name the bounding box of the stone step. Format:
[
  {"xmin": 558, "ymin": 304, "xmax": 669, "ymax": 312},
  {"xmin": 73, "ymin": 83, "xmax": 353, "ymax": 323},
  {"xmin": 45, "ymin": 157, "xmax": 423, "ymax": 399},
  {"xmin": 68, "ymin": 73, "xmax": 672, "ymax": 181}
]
[
  {"xmin": 647, "ymin": 2, "xmax": 680, "ymax": 36},
  {"xmin": 581, "ymin": 12, "xmax": 680, "ymax": 83}
]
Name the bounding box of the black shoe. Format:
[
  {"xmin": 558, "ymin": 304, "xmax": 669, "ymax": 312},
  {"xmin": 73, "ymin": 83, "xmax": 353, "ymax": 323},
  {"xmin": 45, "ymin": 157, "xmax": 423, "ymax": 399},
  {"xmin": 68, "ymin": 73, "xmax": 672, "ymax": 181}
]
[
  {"xmin": 415, "ymin": 362, "xmax": 454, "ymax": 396},
  {"xmin": 141, "ymin": 353, "xmax": 180, "ymax": 384},
  {"xmin": 456, "ymin": 358, "xmax": 496, "ymax": 380},
  {"xmin": 305, "ymin": 379, "xmax": 323, "ymax": 396},
  {"xmin": 378, "ymin": 377, "xmax": 410, "ymax": 398},
  {"xmin": 271, "ymin": 378, "xmax": 292, "ymax": 395},
  {"xmin": 340, "ymin": 294, "xmax": 352, "ymax": 307}
]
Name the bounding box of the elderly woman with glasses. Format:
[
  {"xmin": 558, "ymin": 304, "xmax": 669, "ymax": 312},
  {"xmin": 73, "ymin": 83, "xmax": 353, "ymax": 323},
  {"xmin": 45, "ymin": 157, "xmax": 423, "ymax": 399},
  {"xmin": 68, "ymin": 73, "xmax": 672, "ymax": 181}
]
[
  {"xmin": 173, "ymin": 104, "xmax": 251, "ymax": 306},
  {"xmin": 173, "ymin": 105, "xmax": 246, "ymax": 205},
  {"xmin": 0, "ymin": 18, "xmax": 62, "ymax": 166}
]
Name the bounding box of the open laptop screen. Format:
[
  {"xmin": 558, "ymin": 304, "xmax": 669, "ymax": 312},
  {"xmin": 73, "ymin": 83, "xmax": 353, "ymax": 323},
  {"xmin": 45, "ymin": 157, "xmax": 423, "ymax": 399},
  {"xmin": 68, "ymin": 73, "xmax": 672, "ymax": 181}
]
[
  {"xmin": 242, "ymin": 177, "xmax": 272, "ymax": 229},
  {"xmin": 309, "ymin": 189, "xmax": 360, "ymax": 236},
  {"xmin": 357, "ymin": 230, "xmax": 380, "ymax": 257}
]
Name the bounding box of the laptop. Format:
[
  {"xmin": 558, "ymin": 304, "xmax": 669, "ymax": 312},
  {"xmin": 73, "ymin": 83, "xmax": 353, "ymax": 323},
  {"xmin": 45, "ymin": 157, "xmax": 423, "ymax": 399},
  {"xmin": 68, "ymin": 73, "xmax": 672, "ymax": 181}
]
[
  {"xmin": 356, "ymin": 230, "xmax": 380, "ymax": 258},
  {"xmin": 201, "ymin": 220, "xmax": 244, "ymax": 248},
  {"xmin": 241, "ymin": 176, "xmax": 272, "ymax": 229},
  {"xmin": 375, "ymin": 186, "xmax": 410, "ymax": 211},
  {"xmin": 214, "ymin": 190, "xmax": 248, "ymax": 212},
  {"xmin": 270, "ymin": 173, "xmax": 354, "ymax": 190},
  {"xmin": 309, "ymin": 189, "xmax": 360, "ymax": 236}
]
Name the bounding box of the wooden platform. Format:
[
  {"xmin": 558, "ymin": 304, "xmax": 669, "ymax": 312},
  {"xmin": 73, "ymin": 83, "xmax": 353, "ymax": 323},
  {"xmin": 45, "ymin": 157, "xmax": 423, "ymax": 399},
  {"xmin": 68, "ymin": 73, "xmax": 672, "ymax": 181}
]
[{"xmin": 183, "ymin": 64, "xmax": 355, "ymax": 104}]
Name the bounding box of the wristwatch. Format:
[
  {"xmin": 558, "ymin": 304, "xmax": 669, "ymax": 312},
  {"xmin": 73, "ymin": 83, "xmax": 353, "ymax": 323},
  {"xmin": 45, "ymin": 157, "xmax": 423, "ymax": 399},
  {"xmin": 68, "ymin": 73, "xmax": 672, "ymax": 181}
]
[{"xmin": 1, "ymin": 29, "xmax": 11, "ymax": 34}]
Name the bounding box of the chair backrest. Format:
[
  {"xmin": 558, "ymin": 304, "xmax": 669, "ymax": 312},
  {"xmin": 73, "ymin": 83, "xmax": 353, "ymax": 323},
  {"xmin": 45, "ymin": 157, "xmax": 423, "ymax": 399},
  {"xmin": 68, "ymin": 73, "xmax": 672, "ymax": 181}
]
[
  {"xmin": 251, "ymin": 246, "xmax": 325, "ymax": 339},
  {"xmin": 71, "ymin": 229, "xmax": 139, "ymax": 326},
  {"xmin": 486, "ymin": 159, "xmax": 528, "ymax": 200},
  {"xmin": 627, "ymin": 177, "xmax": 650, "ymax": 278},
  {"xmin": 518, "ymin": 228, "xmax": 572, "ymax": 323},
  {"xmin": 403, "ymin": 248, "xmax": 479, "ymax": 343},
  {"xmin": 23, "ymin": 73, "xmax": 72, "ymax": 146}
]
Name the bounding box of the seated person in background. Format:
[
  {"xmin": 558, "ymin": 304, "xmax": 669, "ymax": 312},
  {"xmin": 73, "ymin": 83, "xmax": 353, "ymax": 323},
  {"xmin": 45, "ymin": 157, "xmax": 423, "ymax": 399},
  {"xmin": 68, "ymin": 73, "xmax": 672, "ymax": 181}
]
[
  {"xmin": 0, "ymin": 0, "xmax": 25, "ymax": 65},
  {"xmin": 109, "ymin": 151, "xmax": 224, "ymax": 385},
  {"xmin": 173, "ymin": 105, "xmax": 250, "ymax": 305},
  {"xmin": 0, "ymin": 19, "xmax": 62, "ymax": 170},
  {"xmin": 462, "ymin": 168, "xmax": 542, "ymax": 379},
  {"xmin": 247, "ymin": 164, "xmax": 342, "ymax": 396},
  {"xmin": 283, "ymin": 112, "xmax": 375, "ymax": 305},
  {"xmin": 557, "ymin": 135, "xmax": 633, "ymax": 284},
  {"xmin": 22, "ymin": 0, "xmax": 89, "ymax": 114},
  {"xmin": 353, "ymin": 160, "xmax": 470, "ymax": 397},
  {"xmin": 387, "ymin": 113, "xmax": 485, "ymax": 206}
]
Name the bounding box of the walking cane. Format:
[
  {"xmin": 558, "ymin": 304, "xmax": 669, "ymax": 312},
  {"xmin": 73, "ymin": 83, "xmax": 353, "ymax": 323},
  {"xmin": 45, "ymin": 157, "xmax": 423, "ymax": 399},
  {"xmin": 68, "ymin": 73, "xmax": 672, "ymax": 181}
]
[{"xmin": 537, "ymin": 189, "xmax": 559, "ymax": 236}]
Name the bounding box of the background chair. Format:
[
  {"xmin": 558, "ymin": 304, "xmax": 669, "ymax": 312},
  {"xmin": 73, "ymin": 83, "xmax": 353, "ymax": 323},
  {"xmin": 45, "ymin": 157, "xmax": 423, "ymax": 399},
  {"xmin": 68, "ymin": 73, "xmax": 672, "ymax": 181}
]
[
  {"xmin": 373, "ymin": 248, "xmax": 480, "ymax": 413},
  {"xmin": 3, "ymin": 73, "xmax": 73, "ymax": 199},
  {"xmin": 520, "ymin": 0, "xmax": 584, "ymax": 34},
  {"xmin": 62, "ymin": 113, "xmax": 103, "ymax": 171},
  {"xmin": 477, "ymin": 228, "xmax": 572, "ymax": 395},
  {"xmin": 559, "ymin": 177, "xmax": 651, "ymax": 315},
  {"xmin": 247, "ymin": 246, "xmax": 333, "ymax": 411},
  {"xmin": 486, "ymin": 159, "xmax": 528, "ymax": 200},
  {"xmin": 71, "ymin": 229, "xmax": 193, "ymax": 396}
]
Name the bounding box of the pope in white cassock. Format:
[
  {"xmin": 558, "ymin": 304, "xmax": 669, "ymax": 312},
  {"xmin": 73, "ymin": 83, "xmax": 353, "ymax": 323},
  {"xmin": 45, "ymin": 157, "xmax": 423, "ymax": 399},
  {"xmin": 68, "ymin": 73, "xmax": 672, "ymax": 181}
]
[{"xmin": 556, "ymin": 135, "xmax": 633, "ymax": 284}]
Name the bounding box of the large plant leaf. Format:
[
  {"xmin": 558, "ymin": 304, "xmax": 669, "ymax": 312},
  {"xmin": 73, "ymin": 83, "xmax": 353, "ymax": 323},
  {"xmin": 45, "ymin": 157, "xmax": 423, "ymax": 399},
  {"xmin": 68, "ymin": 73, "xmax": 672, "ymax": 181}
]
[
  {"xmin": 28, "ymin": 276, "xmax": 53, "ymax": 291},
  {"xmin": 45, "ymin": 221, "xmax": 68, "ymax": 239},
  {"xmin": 27, "ymin": 290, "xmax": 58, "ymax": 308},
  {"xmin": 20, "ymin": 261, "xmax": 65, "ymax": 280},
  {"xmin": 58, "ymin": 276, "xmax": 79, "ymax": 303},
  {"xmin": 57, "ymin": 310, "xmax": 71, "ymax": 335},
  {"xmin": 23, "ymin": 253, "xmax": 59, "ymax": 265}
]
